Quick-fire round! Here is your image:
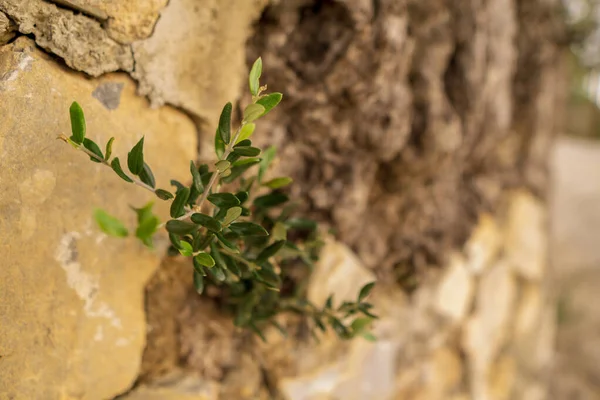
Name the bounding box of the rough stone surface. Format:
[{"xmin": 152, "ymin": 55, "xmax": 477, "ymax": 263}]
[
  {"xmin": 0, "ymin": 0, "xmax": 133, "ymax": 76},
  {"xmin": 82, "ymin": 0, "xmax": 169, "ymax": 43},
  {"xmin": 0, "ymin": 38, "xmax": 196, "ymax": 399},
  {"xmin": 139, "ymin": 191, "xmax": 552, "ymax": 400},
  {"xmin": 435, "ymin": 253, "xmax": 474, "ymax": 322},
  {"xmin": 132, "ymin": 0, "xmax": 267, "ymax": 122},
  {"xmin": 504, "ymin": 191, "xmax": 547, "ymax": 281},
  {"xmin": 0, "ymin": 10, "xmax": 15, "ymax": 44}
]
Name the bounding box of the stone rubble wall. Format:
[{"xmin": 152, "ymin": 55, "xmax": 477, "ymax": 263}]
[{"xmin": 0, "ymin": 1, "xmax": 557, "ymax": 399}]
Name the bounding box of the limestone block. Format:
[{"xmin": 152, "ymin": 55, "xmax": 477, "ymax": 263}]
[
  {"xmin": 435, "ymin": 253, "xmax": 474, "ymax": 322},
  {"xmin": 0, "ymin": 0, "xmax": 133, "ymax": 76},
  {"xmin": 464, "ymin": 214, "xmax": 501, "ymax": 275},
  {"xmin": 132, "ymin": 0, "xmax": 267, "ymax": 122},
  {"xmin": 0, "ymin": 38, "xmax": 196, "ymax": 399},
  {"xmin": 504, "ymin": 190, "xmax": 546, "ymax": 281}
]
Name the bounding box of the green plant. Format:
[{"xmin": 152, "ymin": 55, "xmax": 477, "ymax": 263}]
[{"xmin": 58, "ymin": 58, "xmax": 377, "ymax": 341}]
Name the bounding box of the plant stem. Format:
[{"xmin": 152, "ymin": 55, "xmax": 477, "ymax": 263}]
[
  {"xmin": 174, "ymin": 123, "xmax": 246, "ymax": 222},
  {"xmin": 76, "ymin": 142, "xmax": 156, "ymax": 193}
]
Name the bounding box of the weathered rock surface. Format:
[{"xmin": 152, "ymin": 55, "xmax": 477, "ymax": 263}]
[
  {"xmin": 139, "ymin": 191, "xmax": 552, "ymax": 400},
  {"xmin": 0, "ymin": 0, "xmax": 133, "ymax": 76},
  {"xmin": 0, "ymin": 38, "xmax": 196, "ymax": 399},
  {"xmin": 0, "ymin": 10, "xmax": 15, "ymax": 44},
  {"xmin": 132, "ymin": 0, "xmax": 267, "ymax": 122}
]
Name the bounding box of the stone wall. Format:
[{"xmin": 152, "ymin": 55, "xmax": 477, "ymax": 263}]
[{"xmin": 0, "ymin": 1, "xmax": 562, "ymax": 399}]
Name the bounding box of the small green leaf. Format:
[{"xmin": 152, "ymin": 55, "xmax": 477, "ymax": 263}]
[
  {"xmin": 256, "ymin": 92, "xmax": 282, "ymax": 116},
  {"xmin": 215, "ymin": 232, "xmax": 240, "ymax": 253},
  {"xmin": 249, "ymin": 57, "xmax": 262, "ymax": 96},
  {"xmin": 236, "ymin": 123, "xmax": 256, "ymax": 144},
  {"xmin": 232, "ymin": 146, "xmax": 261, "ymax": 157},
  {"xmin": 69, "ymin": 102, "xmax": 86, "ymax": 144},
  {"xmin": 170, "ymin": 187, "xmax": 190, "ymax": 218},
  {"xmin": 190, "ymin": 161, "xmax": 204, "ymax": 193},
  {"xmin": 232, "ymin": 158, "xmax": 261, "ymax": 167},
  {"xmin": 222, "ymin": 253, "xmax": 242, "ymax": 276},
  {"xmin": 222, "ymin": 161, "xmax": 261, "ymax": 184},
  {"xmin": 243, "ymin": 104, "xmax": 266, "ymax": 123},
  {"xmin": 207, "ymin": 265, "xmax": 226, "ymax": 282},
  {"xmin": 127, "ymin": 137, "xmax": 145, "ymax": 175},
  {"xmin": 235, "ymin": 191, "xmax": 249, "ymax": 204},
  {"xmin": 358, "ymin": 282, "xmax": 376, "ymax": 302},
  {"xmin": 214, "ymin": 128, "xmax": 225, "ymax": 159},
  {"xmin": 170, "ymin": 179, "xmax": 185, "ymax": 191},
  {"xmin": 139, "ymin": 162, "xmax": 156, "ymax": 188},
  {"xmin": 272, "ymin": 222, "xmax": 287, "ymax": 241},
  {"xmin": 254, "ymin": 266, "xmax": 281, "ymax": 288},
  {"xmin": 83, "ymin": 138, "xmax": 103, "ymax": 163},
  {"xmin": 193, "ymin": 271, "xmax": 204, "ymax": 294},
  {"xmin": 218, "ymin": 102, "xmax": 232, "ymax": 144},
  {"xmin": 207, "ymin": 193, "xmax": 240, "ymax": 209},
  {"xmin": 178, "ymin": 241, "xmax": 194, "ymax": 257},
  {"xmin": 165, "ymin": 220, "xmax": 198, "ymax": 235},
  {"xmin": 256, "ymin": 240, "xmax": 286, "ymax": 263},
  {"xmin": 325, "ymin": 295, "xmax": 334, "ymax": 310},
  {"xmin": 234, "ymin": 139, "xmax": 252, "ymax": 147},
  {"xmin": 361, "ymin": 332, "xmax": 377, "ymax": 342},
  {"xmin": 285, "ymin": 218, "xmax": 317, "ymax": 231},
  {"xmin": 254, "ymin": 192, "xmax": 289, "ymax": 208},
  {"xmin": 263, "ymin": 177, "xmax": 293, "ymax": 189},
  {"xmin": 194, "ymin": 252, "xmax": 215, "ymax": 268},
  {"xmin": 191, "ymin": 213, "xmax": 222, "ymax": 232},
  {"xmin": 104, "ymin": 137, "xmax": 115, "ymax": 160},
  {"xmin": 155, "ymin": 189, "xmax": 174, "ymax": 200},
  {"xmin": 229, "ymin": 222, "xmax": 269, "ymax": 237},
  {"xmin": 330, "ymin": 318, "xmax": 350, "ymax": 338},
  {"xmin": 210, "ymin": 242, "xmax": 228, "ymax": 269},
  {"xmin": 169, "ymin": 233, "xmax": 182, "ymax": 249},
  {"xmin": 258, "ymin": 146, "xmax": 276, "ymax": 182},
  {"xmin": 132, "ymin": 202, "xmax": 159, "ymax": 247},
  {"xmin": 94, "ymin": 209, "xmax": 128, "ymax": 237},
  {"xmin": 351, "ymin": 317, "xmax": 373, "ymax": 334},
  {"xmin": 110, "ymin": 158, "xmax": 133, "ymax": 183},
  {"xmin": 215, "ymin": 160, "xmax": 231, "ymax": 173},
  {"xmin": 222, "ymin": 206, "xmax": 242, "ymax": 226}
]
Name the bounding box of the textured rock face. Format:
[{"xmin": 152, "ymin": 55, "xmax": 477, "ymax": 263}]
[
  {"xmin": 0, "ymin": 38, "xmax": 196, "ymax": 399},
  {"xmin": 137, "ymin": 191, "xmax": 552, "ymax": 400},
  {"xmin": 132, "ymin": 0, "xmax": 267, "ymax": 122}
]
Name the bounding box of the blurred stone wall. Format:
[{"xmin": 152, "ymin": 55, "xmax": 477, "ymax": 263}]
[{"xmin": 0, "ymin": 1, "xmax": 563, "ymax": 399}]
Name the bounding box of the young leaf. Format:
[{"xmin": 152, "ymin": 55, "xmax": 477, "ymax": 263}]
[
  {"xmin": 195, "ymin": 252, "xmax": 216, "ymax": 268},
  {"xmin": 191, "ymin": 213, "xmax": 222, "ymax": 232},
  {"xmin": 215, "ymin": 232, "xmax": 240, "ymax": 253},
  {"xmin": 256, "ymin": 92, "xmax": 283, "ymax": 116},
  {"xmin": 249, "ymin": 57, "xmax": 262, "ymax": 96},
  {"xmin": 165, "ymin": 220, "xmax": 198, "ymax": 235},
  {"xmin": 170, "ymin": 187, "xmax": 190, "ymax": 218},
  {"xmin": 193, "ymin": 270, "xmax": 204, "ymax": 294},
  {"xmin": 222, "ymin": 206, "xmax": 242, "ymax": 226},
  {"xmin": 256, "ymin": 240, "xmax": 286, "ymax": 263},
  {"xmin": 178, "ymin": 241, "xmax": 194, "ymax": 257},
  {"xmin": 215, "ymin": 160, "xmax": 231, "ymax": 173},
  {"xmin": 94, "ymin": 209, "xmax": 128, "ymax": 237},
  {"xmin": 132, "ymin": 202, "xmax": 159, "ymax": 247},
  {"xmin": 236, "ymin": 123, "xmax": 256, "ymax": 144},
  {"xmin": 110, "ymin": 158, "xmax": 133, "ymax": 183},
  {"xmin": 358, "ymin": 282, "xmax": 376, "ymax": 302},
  {"xmin": 218, "ymin": 102, "xmax": 233, "ymax": 144},
  {"xmin": 229, "ymin": 222, "xmax": 269, "ymax": 237},
  {"xmin": 155, "ymin": 189, "xmax": 174, "ymax": 200},
  {"xmin": 258, "ymin": 146, "xmax": 276, "ymax": 182},
  {"xmin": 254, "ymin": 192, "xmax": 289, "ymax": 208},
  {"xmin": 139, "ymin": 162, "xmax": 156, "ymax": 188},
  {"xmin": 207, "ymin": 193, "xmax": 240, "ymax": 209},
  {"xmin": 69, "ymin": 102, "xmax": 86, "ymax": 144},
  {"xmin": 104, "ymin": 137, "xmax": 115, "ymax": 160},
  {"xmin": 83, "ymin": 138, "xmax": 103, "ymax": 163},
  {"xmin": 232, "ymin": 146, "xmax": 261, "ymax": 157},
  {"xmin": 190, "ymin": 161, "xmax": 204, "ymax": 193},
  {"xmin": 215, "ymin": 128, "xmax": 225, "ymax": 159},
  {"xmin": 243, "ymin": 104, "xmax": 265, "ymax": 123},
  {"xmin": 127, "ymin": 136, "xmax": 145, "ymax": 175},
  {"xmin": 350, "ymin": 317, "xmax": 373, "ymax": 334},
  {"xmin": 263, "ymin": 177, "xmax": 293, "ymax": 189}
]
